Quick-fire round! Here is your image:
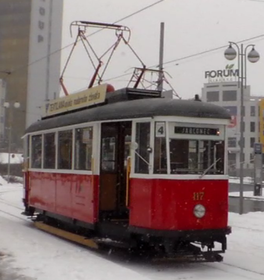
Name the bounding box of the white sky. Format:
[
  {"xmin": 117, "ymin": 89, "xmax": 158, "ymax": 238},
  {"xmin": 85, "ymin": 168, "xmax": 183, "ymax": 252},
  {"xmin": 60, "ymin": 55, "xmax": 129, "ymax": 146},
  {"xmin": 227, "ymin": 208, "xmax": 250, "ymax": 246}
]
[{"xmin": 60, "ymin": 0, "xmax": 264, "ymax": 99}]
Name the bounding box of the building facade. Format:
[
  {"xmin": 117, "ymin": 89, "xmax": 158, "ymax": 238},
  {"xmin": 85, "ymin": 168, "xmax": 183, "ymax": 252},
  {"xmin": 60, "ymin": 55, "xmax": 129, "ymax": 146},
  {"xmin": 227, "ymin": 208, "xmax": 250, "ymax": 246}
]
[
  {"xmin": 0, "ymin": 0, "xmax": 63, "ymax": 150},
  {"xmin": 201, "ymin": 81, "xmax": 261, "ymax": 176},
  {"xmin": 0, "ymin": 79, "xmax": 6, "ymax": 148}
]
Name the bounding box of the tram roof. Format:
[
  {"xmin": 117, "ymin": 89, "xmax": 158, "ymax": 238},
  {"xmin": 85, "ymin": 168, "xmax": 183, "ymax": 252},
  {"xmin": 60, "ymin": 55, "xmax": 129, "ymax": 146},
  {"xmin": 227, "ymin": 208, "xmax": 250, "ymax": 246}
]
[{"xmin": 26, "ymin": 98, "xmax": 231, "ymax": 133}]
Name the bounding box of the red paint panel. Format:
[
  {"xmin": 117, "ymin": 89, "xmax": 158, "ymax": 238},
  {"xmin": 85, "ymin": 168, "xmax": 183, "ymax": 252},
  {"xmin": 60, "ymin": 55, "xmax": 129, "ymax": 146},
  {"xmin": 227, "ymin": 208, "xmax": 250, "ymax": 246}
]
[
  {"xmin": 28, "ymin": 172, "xmax": 99, "ymax": 224},
  {"xmin": 55, "ymin": 174, "xmax": 72, "ymax": 217},
  {"xmin": 129, "ymin": 178, "xmax": 228, "ymax": 231},
  {"xmin": 71, "ymin": 175, "xmax": 99, "ymax": 223},
  {"xmin": 23, "ymin": 171, "xmax": 30, "ymax": 205},
  {"xmin": 29, "ymin": 172, "xmax": 56, "ymax": 212}
]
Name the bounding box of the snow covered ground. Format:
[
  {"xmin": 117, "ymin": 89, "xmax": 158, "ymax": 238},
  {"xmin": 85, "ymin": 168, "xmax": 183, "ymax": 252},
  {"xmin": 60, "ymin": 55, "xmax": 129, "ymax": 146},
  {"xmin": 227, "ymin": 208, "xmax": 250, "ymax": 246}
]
[
  {"xmin": 230, "ymin": 191, "xmax": 264, "ymax": 200},
  {"xmin": 229, "ymin": 177, "xmax": 254, "ymax": 185},
  {"xmin": 0, "ymin": 179, "xmax": 264, "ymax": 279}
]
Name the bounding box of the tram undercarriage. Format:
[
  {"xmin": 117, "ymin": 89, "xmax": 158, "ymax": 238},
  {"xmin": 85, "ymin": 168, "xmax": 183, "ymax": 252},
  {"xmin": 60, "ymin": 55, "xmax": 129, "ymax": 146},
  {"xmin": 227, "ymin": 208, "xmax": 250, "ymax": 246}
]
[{"xmin": 26, "ymin": 209, "xmax": 229, "ymax": 263}]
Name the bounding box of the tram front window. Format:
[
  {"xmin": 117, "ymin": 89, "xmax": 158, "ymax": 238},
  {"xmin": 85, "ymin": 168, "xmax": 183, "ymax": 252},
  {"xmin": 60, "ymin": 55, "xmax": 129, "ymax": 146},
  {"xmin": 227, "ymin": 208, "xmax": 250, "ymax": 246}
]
[{"xmin": 170, "ymin": 139, "xmax": 224, "ymax": 175}]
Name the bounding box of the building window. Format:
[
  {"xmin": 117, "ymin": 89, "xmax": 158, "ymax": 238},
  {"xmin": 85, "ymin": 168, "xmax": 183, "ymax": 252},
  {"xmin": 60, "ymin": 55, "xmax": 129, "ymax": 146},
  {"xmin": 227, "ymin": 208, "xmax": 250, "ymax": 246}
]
[
  {"xmin": 250, "ymin": 122, "xmax": 255, "ymax": 133},
  {"xmin": 228, "ymin": 137, "xmax": 236, "ymax": 148},
  {"xmin": 206, "ymin": 85, "xmax": 219, "ymax": 88},
  {"xmin": 250, "ymin": 106, "xmax": 256, "ymax": 117},
  {"xmin": 250, "ymin": 137, "xmax": 255, "ymax": 148},
  {"xmin": 206, "ymin": 91, "xmax": 219, "ymax": 102},
  {"xmin": 223, "ymin": 84, "xmax": 237, "ymax": 87},
  {"xmin": 223, "ymin": 90, "xmax": 237, "ymax": 101},
  {"xmin": 228, "ymin": 153, "xmax": 236, "ymax": 166},
  {"xmin": 58, "ymin": 130, "xmax": 73, "ymax": 169}
]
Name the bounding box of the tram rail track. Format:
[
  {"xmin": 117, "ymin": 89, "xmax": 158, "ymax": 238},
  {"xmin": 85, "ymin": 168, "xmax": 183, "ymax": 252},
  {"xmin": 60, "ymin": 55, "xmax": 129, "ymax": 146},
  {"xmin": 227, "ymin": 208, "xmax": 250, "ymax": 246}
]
[
  {"xmin": 0, "ymin": 187, "xmax": 26, "ymax": 221},
  {"xmin": 0, "ymin": 208, "xmax": 26, "ymax": 222},
  {"xmin": 205, "ymin": 261, "xmax": 264, "ymax": 279}
]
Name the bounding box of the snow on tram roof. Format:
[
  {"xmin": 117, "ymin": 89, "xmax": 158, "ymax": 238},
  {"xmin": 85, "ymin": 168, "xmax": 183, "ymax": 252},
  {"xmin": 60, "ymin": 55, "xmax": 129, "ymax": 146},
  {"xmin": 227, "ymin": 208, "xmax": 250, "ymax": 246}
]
[{"xmin": 26, "ymin": 97, "xmax": 230, "ymax": 133}]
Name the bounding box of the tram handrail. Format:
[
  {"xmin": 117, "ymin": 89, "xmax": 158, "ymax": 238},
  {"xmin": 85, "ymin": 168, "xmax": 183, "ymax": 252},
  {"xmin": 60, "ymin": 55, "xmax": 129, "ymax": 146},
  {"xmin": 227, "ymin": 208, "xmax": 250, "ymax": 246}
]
[
  {"xmin": 126, "ymin": 157, "xmax": 131, "ymax": 207},
  {"xmin": 134, "ymin": 150, "xmax": 151, "ymax": 166},
  {"xmin": 200, "ymin": 158, "xmax": 221, "ymax": 179}
]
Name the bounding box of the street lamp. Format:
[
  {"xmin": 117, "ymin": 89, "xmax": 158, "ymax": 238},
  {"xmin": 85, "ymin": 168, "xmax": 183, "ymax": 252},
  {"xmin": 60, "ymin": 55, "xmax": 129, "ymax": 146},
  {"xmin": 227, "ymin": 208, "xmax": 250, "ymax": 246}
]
[
  {"xmin": 224, "ymin": 42, "xmax": 260, "ymax": 215},
  {"xmin": 3, "ymin": 101, "xmax": 20, "ymax": 183}
]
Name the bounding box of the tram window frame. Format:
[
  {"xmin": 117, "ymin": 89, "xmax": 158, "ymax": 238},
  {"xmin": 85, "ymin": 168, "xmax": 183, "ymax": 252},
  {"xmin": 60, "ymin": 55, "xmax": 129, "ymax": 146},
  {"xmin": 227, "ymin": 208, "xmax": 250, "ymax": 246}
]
[
  {"xmin": 101, "ymin": 136, "xmax": 116, "ymax": 172},
  {"xmin": 154, "ymin": 122, "xmax": 167, "ymax": 174},
  {"xmin": 58, "ymin": 130, "xmax": 73, "ymax": 170},
  {"xmin": 31, "ymin": 134, "xmax": 42, "ymax": 168},
  {"xmin": 43, "ymin": 132, "xmax": 56, "ymax": 169},
  {"xmin": 169, "ymin": 139, "xmax": 225, "ymax": 175},
  {"xmin": 23, "ymin": 136, "xmax": 29, "ymax": 170},
  {"xmin": 74, "ymin": 126, "xmax": 93, "ymax": 171},
  {"xmin": 134, "ymin": 122, "xmax": 151, "ymax": 174}
]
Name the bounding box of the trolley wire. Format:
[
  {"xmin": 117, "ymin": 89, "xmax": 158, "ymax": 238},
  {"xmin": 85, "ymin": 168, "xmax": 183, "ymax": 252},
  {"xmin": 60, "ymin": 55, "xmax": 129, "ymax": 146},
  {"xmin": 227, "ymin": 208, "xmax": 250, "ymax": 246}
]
[
  {"xmin": 150, "ymin": 33, "xmax": 264, "ymax": 69},
  {"xmin": 0, "ymin": 0, "xmax": 165, "ymax": 77},
  {"xmin": 2, "ymin": 0, "xmax": 264, "ymax": 86}
]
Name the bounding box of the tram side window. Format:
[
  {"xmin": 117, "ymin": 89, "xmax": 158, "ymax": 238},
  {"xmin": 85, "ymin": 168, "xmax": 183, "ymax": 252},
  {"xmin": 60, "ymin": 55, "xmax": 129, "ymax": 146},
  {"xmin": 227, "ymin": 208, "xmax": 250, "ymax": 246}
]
[
  {"xmin": 44, "ymin": 133, "xmax": 56, "ymax": 169},
  {"xmin": 58, "ymin": 130, "xmax": 72, "ymax": 169},
  {"xmin": 135, "ymin": 122, "xmax": 150, "ymax": 174},
  {"xmin": 75, "ymin": 127, "xmax": 93, "ymax": 170},
  {"xmin": 31, "ymin": 135, "xmax": 42, "ymax": 168}
]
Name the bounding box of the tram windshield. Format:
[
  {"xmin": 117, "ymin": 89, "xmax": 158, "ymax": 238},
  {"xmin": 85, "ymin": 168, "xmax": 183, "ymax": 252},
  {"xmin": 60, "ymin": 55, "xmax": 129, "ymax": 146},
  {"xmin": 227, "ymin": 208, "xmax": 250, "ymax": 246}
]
[
  {"xmin": 169, "ymin": 139, "xmax": 224, "ymax": 175},
  {"xmin": 152, "ymin": 122, "xmax": 225, "ymax": 175}
]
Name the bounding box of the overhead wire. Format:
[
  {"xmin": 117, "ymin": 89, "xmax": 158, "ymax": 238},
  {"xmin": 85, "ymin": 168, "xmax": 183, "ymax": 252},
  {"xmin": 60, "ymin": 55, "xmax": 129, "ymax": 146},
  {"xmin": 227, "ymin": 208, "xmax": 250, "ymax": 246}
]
[
  {"xmin": 150, "ymin": 33, "xmax": 264, "ymax": 69},
  {"xmin": 3, "ymin": 0, "xmax": 264, "ymax": 86},
  {"xmin": 3, "ymin": 0, "xmax": 165, "ymax": 77}
]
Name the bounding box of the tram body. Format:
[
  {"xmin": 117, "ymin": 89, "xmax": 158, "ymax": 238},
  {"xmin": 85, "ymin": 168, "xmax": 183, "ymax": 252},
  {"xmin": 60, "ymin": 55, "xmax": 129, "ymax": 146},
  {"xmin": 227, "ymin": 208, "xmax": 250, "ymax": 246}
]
[{"xmin": 22, "ymin": 86, "xmax": 231, "ymax": 260}]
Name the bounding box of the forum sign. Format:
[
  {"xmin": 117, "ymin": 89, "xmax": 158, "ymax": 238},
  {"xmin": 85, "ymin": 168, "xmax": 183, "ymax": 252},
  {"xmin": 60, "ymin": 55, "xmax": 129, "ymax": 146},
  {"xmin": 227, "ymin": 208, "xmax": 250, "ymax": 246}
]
[{"xmin": 205, "ymin": 64, "xmax": 239, "ymax": 83}]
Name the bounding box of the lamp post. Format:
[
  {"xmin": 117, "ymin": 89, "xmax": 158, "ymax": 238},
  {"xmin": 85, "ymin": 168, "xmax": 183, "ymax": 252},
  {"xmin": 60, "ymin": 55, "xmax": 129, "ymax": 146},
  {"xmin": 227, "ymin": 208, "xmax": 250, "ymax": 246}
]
[
  {"xmin": 224, "ymin": 42, "xmax": 260, "ymax": 215},
  {"xmin": 3, "ymin": 101, "xmax": 20, "ymax": 183}
]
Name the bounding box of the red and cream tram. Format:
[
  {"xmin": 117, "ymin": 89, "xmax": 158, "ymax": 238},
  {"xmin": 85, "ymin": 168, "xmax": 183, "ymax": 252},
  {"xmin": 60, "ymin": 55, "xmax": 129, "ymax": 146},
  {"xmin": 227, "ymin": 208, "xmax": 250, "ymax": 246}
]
[{"xmin": 22, "ymin": 84, "xmax": 231, "ymax": 261}]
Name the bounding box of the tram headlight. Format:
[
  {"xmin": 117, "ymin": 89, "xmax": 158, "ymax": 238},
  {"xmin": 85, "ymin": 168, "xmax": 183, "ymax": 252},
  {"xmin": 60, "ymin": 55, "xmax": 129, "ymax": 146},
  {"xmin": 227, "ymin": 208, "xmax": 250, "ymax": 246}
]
[{"xmin": 193, "ymin": 204, "xmax": 206, "ymax": 218}]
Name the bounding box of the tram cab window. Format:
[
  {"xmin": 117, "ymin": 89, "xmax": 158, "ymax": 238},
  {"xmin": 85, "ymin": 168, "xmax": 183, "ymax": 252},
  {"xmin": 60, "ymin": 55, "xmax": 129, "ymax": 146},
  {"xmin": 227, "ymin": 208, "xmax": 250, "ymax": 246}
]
[
  {"xmin": 58, "ymin": 130, "xmax": 72, "ymax": 170},
  {"xmin": 44, "ymin": 133, "xmax": 56, "ymax": 169},
  {"xmin": 170, "ymin": 139, "xmax": 224, "ymax": 175},
  {"xmin": 135, "ymin": 122, "xmax": 150, "ymax": 174},
  {"xmin": 31, "ymin": 135, "xmax": 42, "ymax": 168},
  {"xmin": 75, "ymin": 127, "xmax": 93, "ymax": 171}
]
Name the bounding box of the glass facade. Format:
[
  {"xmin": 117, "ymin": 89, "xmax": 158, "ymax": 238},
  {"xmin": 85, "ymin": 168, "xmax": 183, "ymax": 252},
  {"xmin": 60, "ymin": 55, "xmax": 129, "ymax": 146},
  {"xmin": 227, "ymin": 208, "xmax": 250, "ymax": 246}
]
[{"xmin": 0, "ymin": 0, "xmax": 31, "ymax": 150}]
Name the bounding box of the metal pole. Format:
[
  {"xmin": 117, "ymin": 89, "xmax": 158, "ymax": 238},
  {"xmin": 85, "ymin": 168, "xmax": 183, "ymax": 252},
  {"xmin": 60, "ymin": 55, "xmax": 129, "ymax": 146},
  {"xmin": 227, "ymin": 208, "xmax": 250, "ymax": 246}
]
[
  {"xmin": 7, "ymin": 125, "xmax": 11, "ymax": 183},
  {"xmin": 239, "ymin": 44, "xmax": 244, "ymax": 215},
  {"xmin": 158, "ymin": 22, "xmax": 165, "ymax": 91}
]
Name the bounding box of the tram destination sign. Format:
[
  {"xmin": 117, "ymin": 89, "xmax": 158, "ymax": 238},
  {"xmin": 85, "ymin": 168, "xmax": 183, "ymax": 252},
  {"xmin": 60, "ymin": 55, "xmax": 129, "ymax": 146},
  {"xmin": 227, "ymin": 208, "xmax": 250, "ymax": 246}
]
[
  {"xmin": 174, "ymin": 127, "xmax": 219, "ymax": 136},
  {"xmin": 43, "ymin": 84, "xmax": 107, "ymax": 117}
]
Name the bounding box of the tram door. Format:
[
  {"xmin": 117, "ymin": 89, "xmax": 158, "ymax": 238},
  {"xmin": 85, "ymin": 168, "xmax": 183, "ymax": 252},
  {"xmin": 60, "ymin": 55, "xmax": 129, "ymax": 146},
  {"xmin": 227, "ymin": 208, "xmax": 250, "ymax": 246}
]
[{"xmin": 99, "ymin": 121, "xmax": 132, "ymax": 221}]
